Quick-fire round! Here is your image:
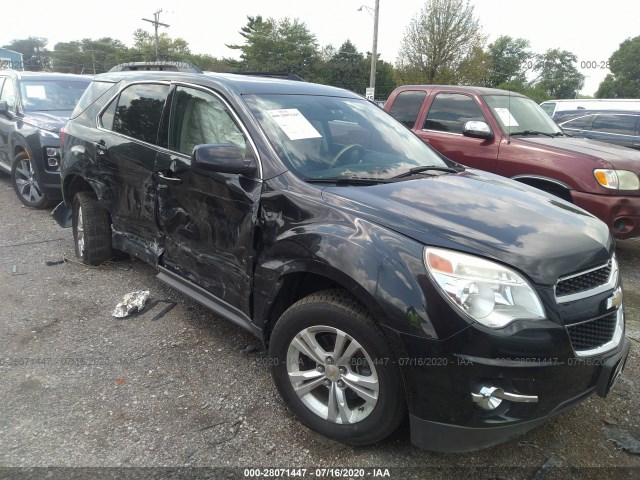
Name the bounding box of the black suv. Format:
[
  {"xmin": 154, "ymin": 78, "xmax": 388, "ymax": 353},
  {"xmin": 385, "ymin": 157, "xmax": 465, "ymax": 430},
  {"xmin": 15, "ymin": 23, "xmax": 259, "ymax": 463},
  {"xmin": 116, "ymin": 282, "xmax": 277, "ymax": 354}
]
[
  {"xmin": 0, "ymin": 71, "xmax": 90, "ymax": 208},
  {"xmin": 556, "ymin": 110, "xmax": 640, "ymax": 150},
  {"xmin": 57, "ymin": 68, "xmax": 630, "ymax": 452}
]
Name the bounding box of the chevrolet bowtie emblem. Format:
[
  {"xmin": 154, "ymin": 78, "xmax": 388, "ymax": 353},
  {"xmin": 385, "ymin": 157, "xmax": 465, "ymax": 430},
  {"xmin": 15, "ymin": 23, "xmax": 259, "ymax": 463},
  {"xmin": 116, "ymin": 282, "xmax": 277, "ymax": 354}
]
[{"xmin": 607, "ymin": 287, "xmax": 623, "ymax": 310}]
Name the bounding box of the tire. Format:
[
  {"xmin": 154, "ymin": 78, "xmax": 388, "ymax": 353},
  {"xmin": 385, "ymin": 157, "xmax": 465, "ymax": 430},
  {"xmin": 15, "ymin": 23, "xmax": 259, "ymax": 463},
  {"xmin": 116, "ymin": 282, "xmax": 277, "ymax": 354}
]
[
  {"xmin": 269, "ymin": 289, "xmax": 406, "ymax": 445},
  {"xmin": 72, "ymin": 192, "xmax": 113, "ymax": 266},
  {"xmin": 11, "ymin": 152, "xmax": 54, "ymax": 209}
]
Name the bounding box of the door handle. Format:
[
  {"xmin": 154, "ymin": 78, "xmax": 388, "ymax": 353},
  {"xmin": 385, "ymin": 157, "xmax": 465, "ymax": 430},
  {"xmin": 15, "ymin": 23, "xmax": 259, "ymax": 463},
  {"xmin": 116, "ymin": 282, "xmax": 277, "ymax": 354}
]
[
  {"xmin": 157, "ymin": 171, "xmax": 182, "ymax": 184},
  {"xmin": 94, "ymin": 140, "xmax": 107, "ymax": 155}
]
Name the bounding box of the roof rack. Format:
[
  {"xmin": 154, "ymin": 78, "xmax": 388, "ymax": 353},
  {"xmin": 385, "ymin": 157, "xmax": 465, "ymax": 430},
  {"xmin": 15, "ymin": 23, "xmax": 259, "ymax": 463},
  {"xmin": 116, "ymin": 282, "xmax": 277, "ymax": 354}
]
[
  {"xmin": 234, "ymin": 72, "xmax": 305, "ymax": 82},
  {"xmin": 108, "ymin": 61, "xmax": 203, "ymax": 73}
]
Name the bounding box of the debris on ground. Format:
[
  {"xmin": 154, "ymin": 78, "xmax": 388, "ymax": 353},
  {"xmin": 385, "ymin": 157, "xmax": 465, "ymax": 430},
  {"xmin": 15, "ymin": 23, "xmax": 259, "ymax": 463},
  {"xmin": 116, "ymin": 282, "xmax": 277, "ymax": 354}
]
[
  {"xmin": 45, "ymin": 259, "xmax": 65, "ymax": 266},
  {"xmin": 530, "ymin": 456, "xmax": 558, "ymax": 480},
  {"xmin": 603, "ymin": 428, "xmax": 640, "ymax": 454},
  {"xmin": 113, "ymin": 290, "xmax": 150, "ymax": 318}
]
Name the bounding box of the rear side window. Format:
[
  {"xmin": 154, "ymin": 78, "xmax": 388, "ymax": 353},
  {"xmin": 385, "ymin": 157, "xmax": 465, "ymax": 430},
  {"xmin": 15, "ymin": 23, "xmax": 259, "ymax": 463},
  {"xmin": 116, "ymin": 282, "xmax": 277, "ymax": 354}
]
[
  {"xmin": 101, "ymin": 83, "xmax": 170, "ymax": 144},
  {"xmin": 424, "ymin": 93, "xmax": 485, "ymax": 134},
  {"xmin": 591, "ymin": 115, "xmax": 638, "ymax": 136},
  {"xmin": 71, "ymin": 80, "xmax": 117, "ymax": 119},
  {"xmin": 560, "ymin": 115, "xmax": 597, "ymax": 130},
  {"xmin": 388, "ymin": 91, "xmax": 426, "ymax": 128}
]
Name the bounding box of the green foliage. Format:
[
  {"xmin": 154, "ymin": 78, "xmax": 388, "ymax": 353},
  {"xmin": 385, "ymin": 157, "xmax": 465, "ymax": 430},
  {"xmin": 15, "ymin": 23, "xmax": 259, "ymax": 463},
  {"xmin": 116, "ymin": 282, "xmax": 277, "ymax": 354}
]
[
  {"xmin": 495, "ymin": 81, "xmax": 553, "ymax": 104},
  {"xmin": 532, "ymin": 49, "xmax": 584, "ymax": 98},
  {"xmin": 596, "ymin": 36, "xmax": 640, "ymax": 98},
  {"xmin": 487, "ymin": 36, "xmax": 532, "ymax": 87},
  {"xmin": 131, "ymin": 29, "xmax": 191, "ymax": 62},
  {"xmin": 326, "ymin": 41, "xmax": 368, "ymax": 94},
  {"xmin": 52, "ymin": 38, "xmax": 132, "ymax": 74},
  {"xmin": 396, "ymin": 0, "xmax": 487, "ymax": 84},
  {"xmin": 3, "ymin": 37, "xmax": 50, "ymax": 71},
  {"xmin": 227, "ymin": 16, "xmax": 320, "ymax": 78}
]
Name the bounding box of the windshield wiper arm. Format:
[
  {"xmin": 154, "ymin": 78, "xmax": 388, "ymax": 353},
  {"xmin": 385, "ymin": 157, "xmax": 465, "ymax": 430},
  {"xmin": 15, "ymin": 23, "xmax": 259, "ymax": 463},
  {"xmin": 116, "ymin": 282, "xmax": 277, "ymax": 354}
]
[
  {"xmin": 391, "ymin": 164, "xmax": 463, "ymax": 179},
  {"xmin": 510, "ymin": 130, "xmax": 556, "ymax": 138},
  {"xmin": 305, "ymin": 176, "xmax": 390, "ymax": 185}
]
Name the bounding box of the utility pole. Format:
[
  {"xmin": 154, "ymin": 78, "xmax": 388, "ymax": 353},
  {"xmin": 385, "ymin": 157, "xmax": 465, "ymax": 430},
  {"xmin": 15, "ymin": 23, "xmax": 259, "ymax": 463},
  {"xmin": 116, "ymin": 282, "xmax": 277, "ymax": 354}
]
[
  {"xmin": 142, "ymin": 9, "xmax": 170, "ymax": 61},
  {"xmin": 369, "ymin": 0, "xmax": 380, "ymax": 93}
]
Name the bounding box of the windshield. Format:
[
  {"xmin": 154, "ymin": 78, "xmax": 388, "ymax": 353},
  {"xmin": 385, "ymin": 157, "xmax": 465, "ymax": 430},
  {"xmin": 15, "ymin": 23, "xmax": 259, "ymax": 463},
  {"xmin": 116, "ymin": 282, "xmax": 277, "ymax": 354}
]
[
  {"xmin": 244, "ymin": 94, "xmax": 447, "ymax": 180},
  {"xmin": 20, "ymin": 79, "xmax": 90, "ymax": 112},
  {"xmin": 485, "ymin": 95, "xmax": 563, "ymax": 135}
]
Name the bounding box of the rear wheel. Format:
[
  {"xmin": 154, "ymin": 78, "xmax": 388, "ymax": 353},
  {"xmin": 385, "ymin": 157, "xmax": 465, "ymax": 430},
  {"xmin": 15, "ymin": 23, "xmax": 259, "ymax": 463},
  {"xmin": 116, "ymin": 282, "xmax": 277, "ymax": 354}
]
[
  {"xmin": 269, "ymin": 290, "xmax": 406, "ymax": 445},
  {"xmin": 72, "ymin": 192, "xmax": 112, "ymax": 265},
  {"xmin": 11, "ymin": 152, "xmax": 53, "ymax": 208}
]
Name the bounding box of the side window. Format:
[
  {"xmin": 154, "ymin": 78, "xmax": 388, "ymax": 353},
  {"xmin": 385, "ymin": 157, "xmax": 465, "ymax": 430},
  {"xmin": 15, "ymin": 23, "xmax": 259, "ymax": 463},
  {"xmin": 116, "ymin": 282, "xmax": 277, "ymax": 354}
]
[
  {"xmin": 560, "ymin": 115, "xmax": 596, "ymax": 130},
  {"xmin": 0, "ymin": 77, "xmax": 16, "ymax": 110},
  {"xmin": 591, "ymin": 115, "xmax": 638, "ymax": 136},
  {"xmin": 168, "ymin": 86, "xmax": 246, "ymax": 156},
  {"xmin": 388, "ymin": 91, "xmax": 426, "ymax": 128},
  {"xmin": 424, "ymin": 93, "xmax": 485, "ymax": 134},
  {"xmin": 101, "ymin": 83, "xmax": 170, "ymax": 144}
]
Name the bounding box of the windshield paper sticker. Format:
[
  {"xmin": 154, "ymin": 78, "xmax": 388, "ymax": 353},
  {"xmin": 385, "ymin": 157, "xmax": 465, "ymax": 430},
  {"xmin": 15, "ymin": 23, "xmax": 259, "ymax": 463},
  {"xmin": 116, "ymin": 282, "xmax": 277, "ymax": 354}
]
[
  {"xmin": 267, "ymin": 109, "xmax": 322, "ymax": 140},
  {"xmin": 494, "ymin": 108, "xmax": 520, "ymax": 127},
  {"xmin": 25, "ymin": 85, "xmax": 47, "ymax": 99}
]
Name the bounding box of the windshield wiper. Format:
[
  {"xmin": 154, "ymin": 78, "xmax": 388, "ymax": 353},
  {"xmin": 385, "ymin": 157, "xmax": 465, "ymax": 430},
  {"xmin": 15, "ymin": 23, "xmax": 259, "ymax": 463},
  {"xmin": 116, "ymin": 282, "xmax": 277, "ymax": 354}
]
[
  {"xmin": 510, "ymin": 130, "xmax": 556, "ymax": 138},
  {"xmin": 305, "ymin": 176, "xmax": 390, "ymax": 186},
  {"xmin": 391, "ymin": 164, "xmax": 463, "ymax": 179}
]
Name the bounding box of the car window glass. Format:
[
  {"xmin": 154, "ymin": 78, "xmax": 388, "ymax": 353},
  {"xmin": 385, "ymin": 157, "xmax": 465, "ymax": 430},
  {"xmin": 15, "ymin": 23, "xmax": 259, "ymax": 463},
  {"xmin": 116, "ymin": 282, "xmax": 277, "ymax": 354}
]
[
  {"xmin": 388, "ymin": 91, "xmax": 426, "ymax": 128},
  {"xmin": 168, "ymin": 86, "xmax": 246, "ymax": 155},
  {"xmin": 424, "ymin": 93, "xmax": 485, "ymax": 134},
  {"xmin": 560, "ymin": 115, "xmax": 596, "ymax": 130},
  {"xmin": 104, "ymin": 83, "xmax": 170, "ymax": 144},
  {"xmin": 0, "ymin": 77, "xmax": 16, "ymax": 110},
  {"xmin": 591, "ymin": 115, "xmax": 638, "ymax": 136}
]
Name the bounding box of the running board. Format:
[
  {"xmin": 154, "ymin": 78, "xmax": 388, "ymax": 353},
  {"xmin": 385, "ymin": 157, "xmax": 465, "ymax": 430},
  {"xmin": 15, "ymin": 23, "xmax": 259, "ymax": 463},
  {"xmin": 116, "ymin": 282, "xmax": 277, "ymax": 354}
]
[{"xmin": 156, "ymin": 266, "xmax": 261, "ymax": 337}]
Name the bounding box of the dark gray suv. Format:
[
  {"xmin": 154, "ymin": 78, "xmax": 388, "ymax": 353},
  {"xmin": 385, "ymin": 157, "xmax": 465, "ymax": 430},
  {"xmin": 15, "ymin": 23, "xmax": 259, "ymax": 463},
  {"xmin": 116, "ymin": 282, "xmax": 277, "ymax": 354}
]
[
  {"xmin": 0, "ymin": 70, "xmax": 90, "ymax": 207},
  {"xmin": 557, "ymin": 110, "xmax": 640, "ymax": 150}
]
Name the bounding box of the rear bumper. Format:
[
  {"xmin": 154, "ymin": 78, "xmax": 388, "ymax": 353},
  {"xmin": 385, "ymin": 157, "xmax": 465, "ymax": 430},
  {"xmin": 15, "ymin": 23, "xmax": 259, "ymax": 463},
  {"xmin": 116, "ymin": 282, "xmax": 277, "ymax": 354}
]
[{"xmin": 572, "ymin": 191, "xmax": 640, "ymax": 239}]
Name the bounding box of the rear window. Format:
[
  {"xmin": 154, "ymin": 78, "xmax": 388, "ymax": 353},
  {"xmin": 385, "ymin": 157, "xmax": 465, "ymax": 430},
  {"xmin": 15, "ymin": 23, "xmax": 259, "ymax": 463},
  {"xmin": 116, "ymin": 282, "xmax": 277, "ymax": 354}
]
[{"xmin": 70, "ymin": 80, "xmax": 118, "ymax": 119}]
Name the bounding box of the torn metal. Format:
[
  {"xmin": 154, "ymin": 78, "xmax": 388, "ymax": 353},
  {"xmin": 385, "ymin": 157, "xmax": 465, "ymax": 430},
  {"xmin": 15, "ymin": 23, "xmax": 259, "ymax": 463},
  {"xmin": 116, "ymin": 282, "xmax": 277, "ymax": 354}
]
[{"xmin": 113, "ymin": 290, "xmax": 150, "ymax": 318}]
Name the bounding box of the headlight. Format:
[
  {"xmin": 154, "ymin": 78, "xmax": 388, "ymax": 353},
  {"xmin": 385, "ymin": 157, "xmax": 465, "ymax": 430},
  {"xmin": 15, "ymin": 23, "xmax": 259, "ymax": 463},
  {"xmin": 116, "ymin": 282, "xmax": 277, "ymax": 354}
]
[
  {"xmin": 594, "ymin": 169, "xmax": 640, "ymax": 190},
  {"xmin": 425, "ymin": 247, "xmax": 545, "ymax": 328}
]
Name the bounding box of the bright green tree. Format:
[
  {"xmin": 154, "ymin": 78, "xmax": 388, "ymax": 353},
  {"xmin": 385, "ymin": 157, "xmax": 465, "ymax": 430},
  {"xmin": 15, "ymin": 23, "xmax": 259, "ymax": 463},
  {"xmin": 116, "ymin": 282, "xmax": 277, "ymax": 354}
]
[
  {"xmin": 596, "ymin": 36, "xmax": 640, "ymax": 98},
  {"xmin": 487, "ymin": 36, "xmax": 533, "ymax": 87},
  {"xmin": 532, "ymin": 49, "xmax": 584, "ymax": 98}
]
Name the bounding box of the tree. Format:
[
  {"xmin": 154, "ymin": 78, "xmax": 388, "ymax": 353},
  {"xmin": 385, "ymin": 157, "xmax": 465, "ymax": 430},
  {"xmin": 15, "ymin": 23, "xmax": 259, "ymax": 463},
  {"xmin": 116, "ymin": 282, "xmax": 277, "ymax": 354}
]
[
  {"xmin": 326, "ymin": 41, "xmax": 367, "ymax": 94},
  {"xmin": 531, "ymin": 49, "xmax": 584, "ymax": 98},
  {"xmin": 487, "ymin": 36, "xmax": 533, "ymax": 87},
  {"xmin": 3, "ymin": 37, "xmax": 50, "ymax": 71},
  {"xmin": 52, "ymin": 38, "xmax": 132, "ymax": 74},
  {"xmin": 227, "ymin": 16, "xmax": 320, "ymax": 79},
  {"xmin": 131, "ymin": 29, "xmax": 191, "ymax": 62},
  {"xmin": 595, "ymin": 36, "xmax": 640, "ymax": 98},
  {"xmin": 364, "ymin": 55, "xmax": 397, "ymax": 99},
  {"xmin": 396, "ymin": 0, "xmax": 486, "ymax": 84}
]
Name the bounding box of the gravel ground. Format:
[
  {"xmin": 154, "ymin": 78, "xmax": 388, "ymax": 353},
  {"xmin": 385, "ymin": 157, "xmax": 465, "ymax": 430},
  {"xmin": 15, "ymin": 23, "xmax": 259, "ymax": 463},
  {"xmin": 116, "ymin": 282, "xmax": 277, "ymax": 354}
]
[{"xmin": 0, "ymin": 173, "xmax": 638, "ymax": 480}]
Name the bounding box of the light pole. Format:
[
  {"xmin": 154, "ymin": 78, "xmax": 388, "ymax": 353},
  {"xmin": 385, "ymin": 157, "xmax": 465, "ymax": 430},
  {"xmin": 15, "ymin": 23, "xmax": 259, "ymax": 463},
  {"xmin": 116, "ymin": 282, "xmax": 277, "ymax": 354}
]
[{"xmin": 358, "ymin": 1, "xmax": 380, "ymax": 100}]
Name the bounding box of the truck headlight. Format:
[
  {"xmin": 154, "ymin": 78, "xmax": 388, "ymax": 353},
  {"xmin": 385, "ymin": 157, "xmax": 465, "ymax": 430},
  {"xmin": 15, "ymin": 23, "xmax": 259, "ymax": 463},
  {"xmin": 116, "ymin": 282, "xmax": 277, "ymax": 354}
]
[
  {"xmin": 594, "ymin": 169, "xmax": 640, "ymax": 190},
  {"xmin": 425, "ymin": 247, "xmax": 545, "ymax": 328}
]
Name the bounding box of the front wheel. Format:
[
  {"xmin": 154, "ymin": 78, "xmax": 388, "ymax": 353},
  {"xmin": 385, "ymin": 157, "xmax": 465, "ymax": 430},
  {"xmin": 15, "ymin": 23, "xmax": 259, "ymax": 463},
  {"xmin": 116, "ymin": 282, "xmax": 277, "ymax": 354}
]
[
  {"xmin": 72, "ymin": 192, "xmax": 112, "ymax": 265},
  {"xmin": 11, "ymin": 152, "xmax": 53, "ymax": 208},
  {"xmin": 269, "ymin": 290, "xmax": 406, "ymax": 445}
]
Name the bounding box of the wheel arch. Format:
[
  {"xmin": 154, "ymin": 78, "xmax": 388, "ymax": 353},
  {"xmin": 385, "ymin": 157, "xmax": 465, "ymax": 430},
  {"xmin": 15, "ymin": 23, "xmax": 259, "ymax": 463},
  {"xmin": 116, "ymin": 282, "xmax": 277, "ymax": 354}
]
[
  {"xmin": 62, "ymin": 174, "xmax": 101, "ymax": 205},
  {"xmin": 512, "ymin": 174, "xmax": 574, "ymax": 203}
]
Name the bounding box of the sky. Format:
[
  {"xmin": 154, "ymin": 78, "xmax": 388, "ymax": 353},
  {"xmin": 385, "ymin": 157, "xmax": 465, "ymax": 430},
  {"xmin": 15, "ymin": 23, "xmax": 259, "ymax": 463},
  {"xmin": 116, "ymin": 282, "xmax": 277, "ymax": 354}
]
[{"xmin": 2, "ymin": 0, "xmax": 638, "ymax": 95}]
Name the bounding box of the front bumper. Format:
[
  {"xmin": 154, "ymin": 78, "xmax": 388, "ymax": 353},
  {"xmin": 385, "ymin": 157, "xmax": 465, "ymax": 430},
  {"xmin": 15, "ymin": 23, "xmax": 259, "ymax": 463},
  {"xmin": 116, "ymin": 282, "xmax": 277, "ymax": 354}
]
[
  {"xmin": 390, "ymin": 324, "xmax": 631, "ymax": 452},
  {"xmin": 572, "ymin": 191, "xmax": 640, "ymax": 239}
]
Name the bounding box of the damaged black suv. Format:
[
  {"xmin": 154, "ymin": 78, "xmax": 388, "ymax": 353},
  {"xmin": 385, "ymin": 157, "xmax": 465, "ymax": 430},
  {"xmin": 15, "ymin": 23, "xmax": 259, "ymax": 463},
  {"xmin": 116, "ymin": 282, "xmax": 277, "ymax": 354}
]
[{"xmin": 57, "ymin": 67, "xmax": 630, "ymax": 452}]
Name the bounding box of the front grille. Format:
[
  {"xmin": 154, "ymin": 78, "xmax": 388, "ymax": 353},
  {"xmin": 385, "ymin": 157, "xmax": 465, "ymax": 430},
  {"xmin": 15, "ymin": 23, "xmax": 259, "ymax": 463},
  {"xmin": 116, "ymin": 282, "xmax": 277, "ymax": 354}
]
[
  {"xmin": 567, "ymin": 312, "xmax": 618, "ymax": 351},
  {"xmin": 556, "ymin": 262, "xmax": 612, "ymax": 297}
]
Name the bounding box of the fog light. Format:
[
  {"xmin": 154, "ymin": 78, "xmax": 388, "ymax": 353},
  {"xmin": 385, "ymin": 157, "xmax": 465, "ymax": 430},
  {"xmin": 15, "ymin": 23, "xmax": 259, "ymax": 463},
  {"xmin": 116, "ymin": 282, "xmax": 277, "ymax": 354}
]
[
  {"xmin": 48, "ymin": 157, "xmax": 59, "ymax": 167},
  {"xmin": 46, "ymin": 148, "xmax": 59, "ymax": 157}
]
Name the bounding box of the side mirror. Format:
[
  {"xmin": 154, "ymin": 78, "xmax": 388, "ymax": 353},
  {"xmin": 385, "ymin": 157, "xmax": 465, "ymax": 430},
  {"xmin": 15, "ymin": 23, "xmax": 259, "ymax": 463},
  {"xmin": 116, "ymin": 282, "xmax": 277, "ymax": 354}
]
[
  {"xmin": 192, "ymin": 144, "xmax": 257, "ymax": 177},
  {"xmin": 0, "ymin": 100, "xmax": 8, "ymax": 115},
  {"xmin": 463, "ymin": 120, "xmax": 492, "ymax": 139}
]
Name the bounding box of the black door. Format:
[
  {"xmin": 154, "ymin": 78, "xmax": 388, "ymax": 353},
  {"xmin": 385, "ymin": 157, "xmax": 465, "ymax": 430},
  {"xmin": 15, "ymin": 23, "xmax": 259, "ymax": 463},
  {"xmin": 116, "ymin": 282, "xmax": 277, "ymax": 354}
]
[
  {"xmin": 96, "ymin": 82, "xmax": 171, "ymax": 263},
  {"xmin": 155, "ymin": 84, "xmax": 261, "ymax": 315},
  {"xmin": 0, "ymin": 76, "xmax": 16, "ymax": 169}
]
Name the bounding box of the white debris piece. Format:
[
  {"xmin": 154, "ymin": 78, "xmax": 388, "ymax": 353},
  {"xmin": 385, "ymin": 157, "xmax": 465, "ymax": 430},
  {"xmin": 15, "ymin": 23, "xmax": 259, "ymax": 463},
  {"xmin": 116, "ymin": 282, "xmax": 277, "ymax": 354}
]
[{"xmin": 112, "ymin": 290, "xmax": 150, "ymax": 318}]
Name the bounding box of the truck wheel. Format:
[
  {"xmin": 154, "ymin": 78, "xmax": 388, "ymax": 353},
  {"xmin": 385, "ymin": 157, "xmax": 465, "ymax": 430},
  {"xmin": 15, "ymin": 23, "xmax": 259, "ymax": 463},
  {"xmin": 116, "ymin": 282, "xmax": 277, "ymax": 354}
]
[
  {"xmin": 72, "ymin": 192, "xmax": 112, "ymax": 266},
  {"xmin": 11, "ymin": 152, "xmax": 53, "ymax": 209},
  {"xmin": 269, "ymin": 289, "xmax": 406, "ymax": 445}
]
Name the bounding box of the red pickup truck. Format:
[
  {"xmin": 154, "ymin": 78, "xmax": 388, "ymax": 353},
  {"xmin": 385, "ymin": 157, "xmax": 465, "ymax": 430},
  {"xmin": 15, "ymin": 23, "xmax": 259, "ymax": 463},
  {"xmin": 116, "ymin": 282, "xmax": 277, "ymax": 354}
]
[{"xmin": 384, "ymin": 85, "xmax": 640, "ymax": 239}]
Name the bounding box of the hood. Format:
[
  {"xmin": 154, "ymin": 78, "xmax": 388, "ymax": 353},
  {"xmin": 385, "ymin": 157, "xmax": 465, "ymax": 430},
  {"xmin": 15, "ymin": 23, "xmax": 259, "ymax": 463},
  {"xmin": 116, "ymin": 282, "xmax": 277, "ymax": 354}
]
[
  {"xmin": 322, "ymin": 170, "xmax": 612, "ymax": 285},
  {"xmin": 22, "ymin": 110, "xmax": 72, "ymax": 133},
  {"xmin": 516, "ymin": 136, "xmax": 640, "ymax": 171}
]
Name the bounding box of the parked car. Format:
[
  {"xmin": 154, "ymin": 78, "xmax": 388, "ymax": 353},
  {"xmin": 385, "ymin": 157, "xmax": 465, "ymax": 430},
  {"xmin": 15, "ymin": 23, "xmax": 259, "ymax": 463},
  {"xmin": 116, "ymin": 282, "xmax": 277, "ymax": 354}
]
[
  {"xmin": 56, "ymin": 68, "xmax": 629, "ymax": 452},
  {"xmin": 384, "ymin": 85, "xmax": 640, "ymax": 239},
  {"xmin": 540, "ymin": 98, "xmax": 640, "ymax": 117},
  {"xmin": 555, "ymin": 110, "xmax": 640, "ymax": 150},
  {"xmin": 0, "ymin": 70, "xmax": 90, "ymax": 208}
]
